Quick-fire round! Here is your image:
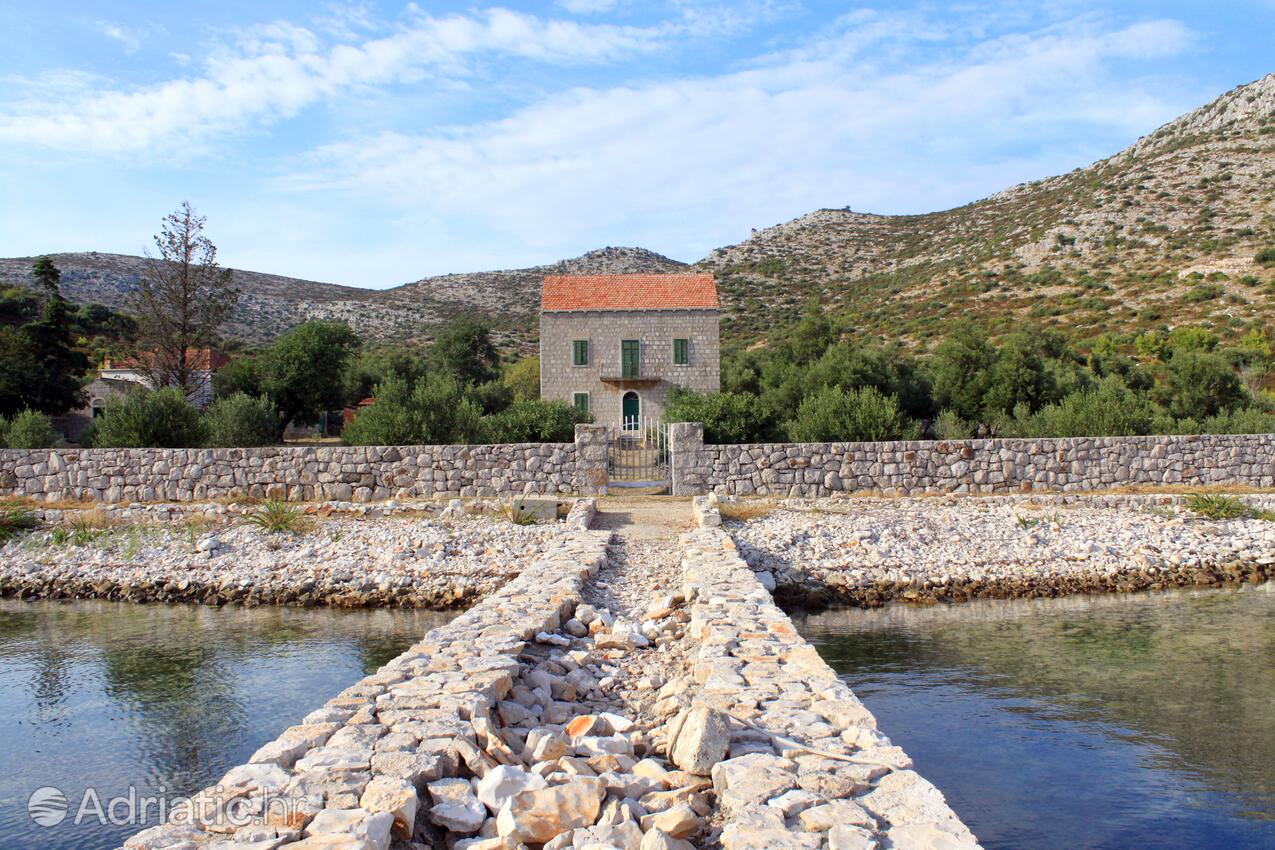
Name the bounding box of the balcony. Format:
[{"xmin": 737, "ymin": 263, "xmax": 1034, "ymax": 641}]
[{"xmin": 599, "ymin": 373, "xmax": 661, "ymax": 386}]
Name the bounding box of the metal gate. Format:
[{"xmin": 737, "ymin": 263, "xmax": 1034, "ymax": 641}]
[{"xmin": 607, "ymin": 416, "xmax": 670, "ymax": 487}]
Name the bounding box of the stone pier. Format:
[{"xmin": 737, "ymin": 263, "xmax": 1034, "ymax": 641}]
[{"xmin": 119, "ymin": 497, "xmax": 977, "ymax": 850}]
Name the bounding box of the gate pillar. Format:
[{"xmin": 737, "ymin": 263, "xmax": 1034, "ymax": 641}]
[
  {"xmin": 669, "ymin": 422, "xmax": 705, "ymax": 496},
  {"xmin": 574, "ymin": 424, "xmax": 609, "ymax": 496}
]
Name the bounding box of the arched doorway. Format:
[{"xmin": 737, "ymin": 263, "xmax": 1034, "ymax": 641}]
[{"xmin": 622, "ymin": 391, "xmax": 640, "ymax": 429}]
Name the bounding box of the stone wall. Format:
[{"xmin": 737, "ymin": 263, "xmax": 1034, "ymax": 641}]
[
  {"xmin": 672, "ymin": 431, "xmax": 1275, "ymax": 497},
  {"xmin": 5, "ymin": 427, "xmax": 1273, "ymax": 503},
  {"xmin": 1, "ymin": 425, "xmax": 613, "ymax": 503},
  {"xmin": 679, "ymin": 514, "xmax": 981, "ymax": 848},
  {"xmin": 123, "ymin": 524, "xmax": 614, "ymax": 850}
]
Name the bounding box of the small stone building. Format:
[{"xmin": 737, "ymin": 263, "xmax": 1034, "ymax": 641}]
[{"xmin": 539, "ymin": 273, "xmax": 720, "ymax": 428}]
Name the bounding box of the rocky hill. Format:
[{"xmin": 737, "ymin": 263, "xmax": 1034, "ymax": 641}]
[
  {"xmin": 700, "ymin": 72, "xmax": 1275, "ymax": 347},
  {"xmin": 1, "ymin": 73, "xmax": 1271, "ymax": 352},
  {"xmin": 0, "ymin": 246, "xmax": 684, "ymax": 348}
]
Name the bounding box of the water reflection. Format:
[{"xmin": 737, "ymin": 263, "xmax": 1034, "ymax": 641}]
[
  {"xmin": 793, "ymin": 584, "xmax": 1275, "ymax": 850},
  {"xmin": 0, "ymin": 599, "xmax": 455, "ymax": 850}
]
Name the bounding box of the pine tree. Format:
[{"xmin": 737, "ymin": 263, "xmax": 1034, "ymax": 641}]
[{"xmin": 129, "ymin": 202, "xmax": 239, "ymax": 400}]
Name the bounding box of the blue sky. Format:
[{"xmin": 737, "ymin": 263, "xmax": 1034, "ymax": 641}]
[{"xmin": 1, "ymin": 1, "xmax": 1271, "ymax": 287}]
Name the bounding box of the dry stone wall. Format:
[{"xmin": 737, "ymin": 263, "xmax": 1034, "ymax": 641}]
[
  {"xmin": 673, "ymin": 432, "xmax": 1275, "ymax": 497},
  {"xmin": 5, "ymin": 427, "xmax": 1273, "ymax": 504},
  {"xmin": 680, "ymin": 507, "xmax": 981, "ymax": 849},
  {"xmin": 122, "ymin": 524, "xmax": 613, "ymax": 850},
  {"xmin": 1, "ymin": 425, "xmax": 614, "ymax": 503}
]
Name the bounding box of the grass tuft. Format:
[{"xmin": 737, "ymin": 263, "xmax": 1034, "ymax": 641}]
[
  {"xmin": 0, "ymin": 505, "xmax": 41, "ymax": 543},
  {"xmin": 718, "ymin": 501, "xmax": 776, "ymax": 521},
  {"xmin": 499, "ymin": 499, "xmax": 539, "ymax": 526},
  {"xmin": 245, "ymin": 500, "xmax": 311, "ymax": 534},
  {"xmin": 1184, "ymin": 493, "xmax": 1275, "ymax": 521}
]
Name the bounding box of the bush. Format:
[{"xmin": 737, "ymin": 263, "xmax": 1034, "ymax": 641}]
[
  {"xmin": 787, "ymin": 386, "xmax": 920, "ymax": 443},
  {"xmin": 1, "ymin": 410, "xmax": 60, "ymax": 448},
  {"xmin": 204, "ymin": 393, "xmax": 280, "ymax": 447},
  {"xmin": 1255, "ymin": 247, "xmax": 1275, "ymax": 267},
  {"xmin": 932, "ymin": 409, "xmax": 976, "ymax": 440},
  {"xmin": 91, "ymin": 387, "xmax": 207, "ymax": 448},
  {"xmin": 1184, "ymin": 493, "xmax": 1274, "ymax": 521},
  {"xmin": 502, "ymin": 357, "xmax": 541, "ymax": 402},
  {"xmin": 342, "ymin": 375, "xmax": 483, "ymax": 446},
  {"xmin": 1196, "ymin": 406, "xmax": 1275, "ymax": 434},
  {"xmin": 999, "ymin": 379, "xmax": 1156, "ymax": 438},
  {"xmin": 485, "ymin": 400, "xmax": 589, "ymax": 443},
  {"xmin": 1155, "ymin": 351, "xmax": 1247, "ymax": 420},
  {"xmin": 665, "ymin": 387, "xmax": 774, "ymax": 444}
]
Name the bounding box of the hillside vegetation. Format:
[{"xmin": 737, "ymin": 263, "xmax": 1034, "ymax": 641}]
[{"xmin": 703, "ymin": 73, "xmax": 1275, "ymax": 349}]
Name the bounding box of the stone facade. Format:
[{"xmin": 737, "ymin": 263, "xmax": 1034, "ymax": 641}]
[
  {"xmin": 540, "ymin": 309, "xmax": 720, "ymax": 427},
  {"xmin": 0, "ymin": 426, "xmax": 610, "ymax": 503},
  {"xmin": 672, "ymin": 432, "xmax": 1275, "ymax": 497}
]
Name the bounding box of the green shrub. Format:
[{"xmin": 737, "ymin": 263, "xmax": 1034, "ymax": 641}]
[
  {"xmin": 1196, "ymin": 407, "xmax": 1275, "ymax": 434},
  {"xmin": 787, "ymin": 386, "xmax": 921, "ymax": 443},
  {"xmin": 342, "ymin": 375, "xmax": 483, "ymax": 446},
  {"xmin": 484, "ymin": 400, "xmax": 589, "ymax": 443},
  {"xmin": 933, "ymin": 409, "xmax": 976, "ymax": 440},
  {"xmin": 1182, "ymin": 283, "xmax": 1223, "ymax": 303},
  {"xmin": 665, "ymin": 387, "xmax": 774, "ymax": 444},
  {"xmin": 1255, "ymin": 247, "xmax": 1275, "ymax": 267},
  {"xmin": 1184, "ymin": 493, "xmax": 1274, "ymax": 521},
  {"xmin": 1155, "ymin": 351, "xmax": 1247, "ymax": 421},
  {"xmin": 999, "ymin": 378, "xmax": 1156, "ymax": 437},
  {"xmin": 1, "ymin": 410, "xmax": 60, "ymax": 448},
  {"xmin": 91, "ymin": 387, "xmax": 207, "ymax": 448},
  {"xmin": 204, "ymin": 393, "xmax": 279, "ymax": 447}
]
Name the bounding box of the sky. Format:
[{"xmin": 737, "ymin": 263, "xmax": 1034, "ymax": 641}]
[{"xmin": 0, "ymin": 1, "xmax": 1272, "ymax": 288}]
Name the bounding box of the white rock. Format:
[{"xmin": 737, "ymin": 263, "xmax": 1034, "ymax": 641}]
[{"xmin": 476, "ymin": 765, "xmax": 547, "ymax": 813}]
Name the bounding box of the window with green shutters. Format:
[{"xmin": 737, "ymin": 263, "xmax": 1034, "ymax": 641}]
[
  {"xmin": 673, "ymin": 338, "xmax": 689, "ymax": 365},
  {"xmin": 621, "ymin": 340, "xmax": 640, "ymax": 377},
  {"xmin": 572, "ymin": 340, "xmax": 589, "ymax": 366},
  {"xmin": 573, "ymin": 392, "xmax": 589, "ymax": 414}
]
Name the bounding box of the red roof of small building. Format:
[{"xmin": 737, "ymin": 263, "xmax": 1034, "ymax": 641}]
[
  {"xmin": 541, "ymin": 273, "xmax": 719, "ymax": 312},
  {"xmin": 106, "ymin": 348, "xmax": 230, "ymax": 371}
]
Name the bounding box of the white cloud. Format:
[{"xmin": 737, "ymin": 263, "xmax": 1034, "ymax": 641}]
[
  {"xmin": 0, "ymin": 8, "xmax": 670, "ymax": 155},
  {"xmin": 276, "ymin": 16, "xmax": 1199, "ymax": 268},
  {"xmin": 98, "ymin": 21, "xmax": 143, "ymax": 54},
  {"xmin": 558, "ymin": 0, "xmax": 619, "ymax": 13}
]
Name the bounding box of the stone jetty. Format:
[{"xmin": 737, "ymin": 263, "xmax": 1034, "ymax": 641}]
[{"xmin": 117, "ymin": 497, "xmax": 981, "ymax": 850}]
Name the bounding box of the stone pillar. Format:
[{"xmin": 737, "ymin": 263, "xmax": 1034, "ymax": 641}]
[
  {"xmin": 574, "ymin": 424, "xmax": 609, "ymax": 496},
  {"xmin": 669, "ymin": 422, "xmax": 705, "ymax": 496}
]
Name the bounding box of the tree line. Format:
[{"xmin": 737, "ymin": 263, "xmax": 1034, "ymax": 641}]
[
  {"xmin": 666, "ymin": 307, "xmax": 1275, "ymax": 443},
  {"xmin": 0, "ymin": 203, "xmax": 587, "ymax": 449}
]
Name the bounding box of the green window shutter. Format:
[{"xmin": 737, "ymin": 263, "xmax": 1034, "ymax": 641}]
[
  {"xmin": 673, "ymin": 338, "xmax": 689, "ymax": 365},
  {"xmin": 621, "ymin": 340, "xmax": 640, "ymax": 378},
  {"xmin": 573, "ymin": 393, "xmax": 589, "ymax": 414},
  {"xmin": 572, "ymin": 340, "xmax": 589, "ymax": 366}
]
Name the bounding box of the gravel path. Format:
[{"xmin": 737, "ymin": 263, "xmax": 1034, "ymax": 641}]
[{"xmin": 565, "ymin": 497, "xmax": 697, "ymax": 726}]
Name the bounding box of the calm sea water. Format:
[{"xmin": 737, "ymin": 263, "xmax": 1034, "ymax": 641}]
[
  {"xmin": 793, "ymin": 583, "xmax": 1275, "ymax": 850},
  {"xmin": 0, "ymin": 599, "xmax": 455, "ymax": 850}
]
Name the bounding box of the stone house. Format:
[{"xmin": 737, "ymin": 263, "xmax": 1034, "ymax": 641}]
[
  {"xmin": 58, "ymin": 348, "xmax": 228, "ymax": 442},
  {"xmin": 539, "ymin": 273, "xmax": 720, "ymax": 428}
]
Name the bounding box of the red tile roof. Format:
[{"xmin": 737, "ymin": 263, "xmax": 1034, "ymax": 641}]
[
  {"xmin": 107, "ymin": 348, "xmax": 230, "ymax": 371},
  {"xmin": 541, "ymin": 273, "xmax": 719, "ymax": 312}
]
